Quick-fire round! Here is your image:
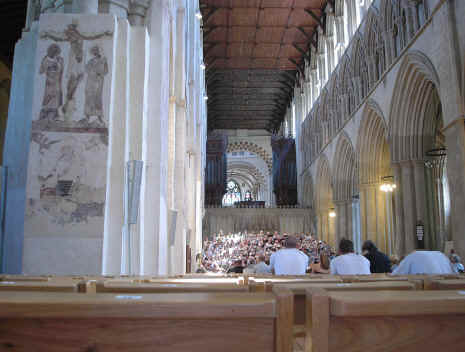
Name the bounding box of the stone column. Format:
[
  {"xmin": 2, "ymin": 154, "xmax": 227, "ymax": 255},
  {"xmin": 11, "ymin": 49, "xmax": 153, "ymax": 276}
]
[
  {"xmin": 412, "ymin": 160, "xmax": 428, "ymax": 248},
  {"xmin": 126, "ymin": 25, "xmax": 148, "ymax": 274},
  {"xmin": 139, "ymin": 0, "xmax": 171, "ymax": 275},
  {"xmin": 400, "ymin": 161, "xmax": 416, "ymax": 254},
  {"xmin": 1, "ymin": 25, "xmax": 39, "ymax": 273},
  {"xmin": 335, "ymin": 201, "xmax": 346, "ymax": 244},
  {"xmin": 392, "ymin": 163, "xmax": 405, "ymax": 255},
  {"xmin": 444, "ymin": 119, "xmax": 465, "ymax": 257},
  {"xmin": 102, "ymin": 19, "xmax": 129, "ymax": 275}
]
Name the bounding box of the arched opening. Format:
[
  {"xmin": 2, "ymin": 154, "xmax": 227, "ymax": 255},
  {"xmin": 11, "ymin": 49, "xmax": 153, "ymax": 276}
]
[
  {"xmin": 357, "ymin": 101, "xmax": 394, "ymax": 255},
  {"xmin": 389, "ymin": 52, "xmax": 449, "ymax": 254},
  {"xmin": 316, "ymin": 156, "xmax": 336, "ymax": 246},
  {"xmin": 333, "ymin": 133, "xmax": 359, "ymax": 247},
  {"xmin": 222, "ymin": 180, "xmax": 241, "ymax": 207}
]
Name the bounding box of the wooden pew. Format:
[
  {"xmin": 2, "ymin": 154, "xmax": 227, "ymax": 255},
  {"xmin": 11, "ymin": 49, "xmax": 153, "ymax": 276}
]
[
  {"xmin": 424, "ymin": 278, "xmax": 465, "ymax": 290},
  {"xmin": 308, "ymin": 289, "xmax": 465, "ymax": 352},
  {"xmin": 87, "ymin": 279, "xmax": 250, "ymax": 294},
  {"xmin": 272, "ymin": 280, "xmax": 417, "ymax": 342},
  {"xmin": 0, "ymin": 275, "xmax": 50, "ymax": 282},
  {"xmin": 0, "ymin": 279, "xmax": 82, "ymax": 292},
  {"xmin": 0, "ymin": 288, "xmax": 293, "ymax": 352}
]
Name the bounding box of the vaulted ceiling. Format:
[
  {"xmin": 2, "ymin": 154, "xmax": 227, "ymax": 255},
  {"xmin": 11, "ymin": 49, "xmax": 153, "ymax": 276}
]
[
  {"xmin": 200, "ymin": 0, "xmax": 329, "ymax": 132},
  {"xmin": 0, "ymin": 0, "xmax": 28, "ymax": 67}
]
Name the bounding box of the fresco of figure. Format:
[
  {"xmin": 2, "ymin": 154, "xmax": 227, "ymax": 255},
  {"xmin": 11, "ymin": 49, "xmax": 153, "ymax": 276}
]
[
  {"xmin": 39, "ymin": 44, "xmax": 64, "ymax": 121},
  {"xmin": 84, "ymin": 46, "xmax": 108, "ymax": 126},
  {"xmin": 41, "ymin": 22, "xmax": 112, "ymax": 118}
]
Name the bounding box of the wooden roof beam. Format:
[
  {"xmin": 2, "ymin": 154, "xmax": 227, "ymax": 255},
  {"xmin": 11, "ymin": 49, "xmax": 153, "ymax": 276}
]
[{"xmin": 305, "ymin": 8, "xmax": 324, "ymax": 30}]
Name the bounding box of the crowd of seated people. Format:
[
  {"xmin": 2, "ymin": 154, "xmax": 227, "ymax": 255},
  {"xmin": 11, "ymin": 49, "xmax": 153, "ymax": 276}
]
[
  {"xmin": 201, "ymin": 231, "xmax": 334, "ymax": 274},
  {"xmin": 200, "ymin": 230, "xmax": 465, "ymax": 276}
]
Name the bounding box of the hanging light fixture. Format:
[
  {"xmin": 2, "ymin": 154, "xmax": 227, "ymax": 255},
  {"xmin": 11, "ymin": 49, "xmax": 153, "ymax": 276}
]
[
  {"xmin": 380, "ymin": 176, "xmax": 396, "ymax": 192},
  {"xmin": 329, "ymin": 208, "xmax": 336, "ymax": 218}
]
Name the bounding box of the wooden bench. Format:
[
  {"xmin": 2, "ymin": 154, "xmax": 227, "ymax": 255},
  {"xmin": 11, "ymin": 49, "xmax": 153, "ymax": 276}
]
[
  {"xmin": 308, "ymin": 289, "xmax": 465, "ymax": 352},
  {"xmin": 424, "ymin": 278, "xmax": 465, "ymax": 290},
  {"xmin": 0, "ymin": 279, "xmax": 82, "ymax": 292},
  {"xmin": 88, "ymin": 280, "xmax": 250, "ymax": 294},
  {"xmin": 0, "ymin": 288, "xmax": 293, "ymax": 352}
]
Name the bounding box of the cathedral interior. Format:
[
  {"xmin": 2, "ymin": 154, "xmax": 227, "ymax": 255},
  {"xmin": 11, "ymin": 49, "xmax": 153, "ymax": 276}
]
[{"xmin": 0, "ymin": 1, "xmax": 465, "ymax": 351}]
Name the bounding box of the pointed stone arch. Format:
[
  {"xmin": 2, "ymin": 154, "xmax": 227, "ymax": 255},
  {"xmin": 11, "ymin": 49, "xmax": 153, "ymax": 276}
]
[
  {"xmin": 333, "ymin": 132, "xmax": 358, "ymax": 202},
  {"xmin": 315, "ymin": 155, "xmax": 336, "ymax": 245},
  {"xmin": 332, "ymin": 132, "xmax": 358, "ymax": 243},
  {"xmin": 389, "ymin": 50, "xmax": 441, "ymax": 162}
]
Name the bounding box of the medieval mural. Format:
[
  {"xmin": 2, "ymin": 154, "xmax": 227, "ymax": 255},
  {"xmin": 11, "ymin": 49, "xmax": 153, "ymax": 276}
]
[{"xmin": 25, "ymin": 15, "xmax": 114, "ymax": 233}]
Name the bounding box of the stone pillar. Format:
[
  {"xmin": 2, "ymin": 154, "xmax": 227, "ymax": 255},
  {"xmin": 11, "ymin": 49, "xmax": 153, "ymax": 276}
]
[
  {"xmin": 335, "ymin": 201, "xmax": 346, "ymax": 244},
  {"xmin": 139, "ymin": 1, "xmax": 171, "ymax": 275},
  {"xmin": 392, "ymin": 163, "xmax": 405, "ymax": 255},
  {"xmin": 1, "ymin": 26, "xmax": 39, "ymax": 273},
  {"xmin": 102, "ymin": 19, "xmax": 129, "ymax": 275},
  {"xmin": 412, "ymin": 160, "xmax": 428, "ymax": 248},
  {"xmin": 400, "ymin": 161, "xmax": 416, "ymax": 254},
  {"xmin": 126, "ymin": 25, "xmax": 148, "ymax": 274},
  {"xmin": 444, "ymin": 119, "xmax": 465, "ymax": 257}
]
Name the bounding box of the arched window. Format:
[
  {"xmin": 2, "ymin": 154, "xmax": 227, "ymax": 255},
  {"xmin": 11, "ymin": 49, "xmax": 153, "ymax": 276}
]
[{"xmin": 222, "ymin": 180, "xmax": 241, "ymax": 207}]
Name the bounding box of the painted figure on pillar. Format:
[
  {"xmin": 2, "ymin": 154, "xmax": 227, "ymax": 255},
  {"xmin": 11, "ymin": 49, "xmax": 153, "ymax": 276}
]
[
  {"xmin": 40, "ymin": 21, "xmax": 112, "ymax": 122},
  {"xmin": 84, "ymin": 46, "xmax": 108, "ymax": 127},
  {"xmin": 39, "ymin": 44, "xmax": 64, "ymax": 121}
]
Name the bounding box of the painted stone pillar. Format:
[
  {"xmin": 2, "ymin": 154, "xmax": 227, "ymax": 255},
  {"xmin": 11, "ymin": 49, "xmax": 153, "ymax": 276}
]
[
  {"xmin": 444, "ymin": 120, "xmax": 465, "ymax": 258},
  {"xmin": 23, "ymin": 14, "xmax": 116, "ymax": 275}
]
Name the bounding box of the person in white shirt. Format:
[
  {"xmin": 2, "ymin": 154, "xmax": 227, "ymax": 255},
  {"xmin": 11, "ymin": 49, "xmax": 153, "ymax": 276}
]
[
  {"xmin": 330, "ymin": 238, "xmax": 371, "ymax": 275},
  {"xmin": 270, "ymin": 236, "xmax": 309, "ymax": 275},
  {"xmin": 391, "ymin": 251, "xmax": 455, "ymax": 275}
]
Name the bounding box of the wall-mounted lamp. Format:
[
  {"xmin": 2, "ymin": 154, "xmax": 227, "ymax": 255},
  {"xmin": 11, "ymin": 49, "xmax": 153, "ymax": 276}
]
[
  {"xmin": 329, "ymin": 208, "xmax": 336, "ymax": 218},
  {"xmin": 380, "ymin": 176, "xmax": 396, "ymax": 192},
  {"xmin": 204, "ymin": 95, "xmax": 208, "ymax": 100},
  {"xmin": 200, "ymin": 62, "xmax": 206, "ymax": 70},
  {"xmin": 195, "ymin": 11, "xmax": 202, "ymax": 19}
]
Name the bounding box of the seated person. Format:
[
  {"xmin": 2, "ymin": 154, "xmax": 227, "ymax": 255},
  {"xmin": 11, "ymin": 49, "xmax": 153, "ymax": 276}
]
[
  {"xmin": 227, "ymin": 259, "xmax": 244, "ymax": 274},
  {"xmin": 362, "ymin": 240, "xmax": 391, "ymax": 273},
  {"xmin": 269, "ymin": 236, "xmax": 309, "ymax": 275},
  {"xmin": 252, "ymin": 254, "xmax": 272, "ymax": 274},
  {"xmin": 451, "ymin": 254, "xmax": 465, "ymax": 273},
  {"xmin": 330, "ymin": 238, "xmax": 371, "ymax": 275},
  {"xmin": 391, "ymin": 250, "xmax": 455, "ymax": 275}
]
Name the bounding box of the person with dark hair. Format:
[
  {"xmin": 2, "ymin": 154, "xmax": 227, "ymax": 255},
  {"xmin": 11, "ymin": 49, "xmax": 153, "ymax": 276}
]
[
  {"xmin": 269, "ymin": 235, "xmax": 309, "ymax": 275},
  {"xmin": 362, "ymin": 240, "xmax": 391, "ymax": 273},
  {"xmin": 330, "ymin": 238, "xmax": 371, "ymax": 275}
]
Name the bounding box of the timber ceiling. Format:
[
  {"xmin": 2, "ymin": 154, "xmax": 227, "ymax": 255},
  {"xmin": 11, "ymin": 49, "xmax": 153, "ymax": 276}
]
[
  {"xmin": 201, "ymin": 0, "xmax": 329, "ymax": 132},
  {"xmin": 0, "ymin": 0, "xmax": 28, "ymax": 68}
]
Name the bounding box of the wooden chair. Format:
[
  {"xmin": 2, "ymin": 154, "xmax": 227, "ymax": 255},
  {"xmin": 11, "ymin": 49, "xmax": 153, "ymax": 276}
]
[
  {"xmin": 0, "ymin": 288, "xmax": 293, "ymax": 352},
  {"xmin": 308, "ymin": 289, "xmax": 465, "ymax": 352}
]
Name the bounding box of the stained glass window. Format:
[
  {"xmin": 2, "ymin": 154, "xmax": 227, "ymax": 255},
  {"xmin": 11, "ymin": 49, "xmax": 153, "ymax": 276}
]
[{"xmin": 222, "ymin": 180, "xmax": 241, "ymax": 207}]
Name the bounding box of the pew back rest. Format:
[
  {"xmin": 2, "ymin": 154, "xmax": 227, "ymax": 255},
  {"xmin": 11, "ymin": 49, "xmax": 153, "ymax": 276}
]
[
  {"xmin": 0, "ymin": 288, "xmax": 293, "ymax": 352},
  {"xmin": 310, "ymin": 289, "xmax": 465, "ymax": 352}
]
